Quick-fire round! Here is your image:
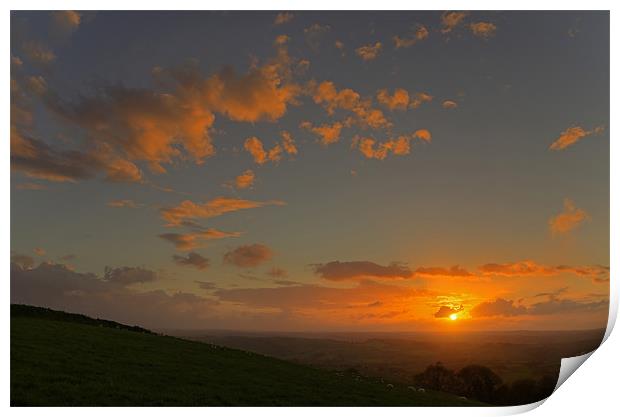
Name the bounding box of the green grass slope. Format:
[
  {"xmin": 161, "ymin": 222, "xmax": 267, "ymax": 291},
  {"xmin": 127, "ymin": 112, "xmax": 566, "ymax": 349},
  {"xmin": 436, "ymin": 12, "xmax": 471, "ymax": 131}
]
[{"xmin": 11, "ymin": 305, "xmax": 482, "ymax": 406}]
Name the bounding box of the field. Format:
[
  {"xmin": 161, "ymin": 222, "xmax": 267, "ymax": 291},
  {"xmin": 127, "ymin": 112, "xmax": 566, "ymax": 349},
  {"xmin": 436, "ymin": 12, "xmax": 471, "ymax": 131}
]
[
  {"xmin": 10, "ymin": 305, "xmax": 481, "ymax": 406},
  {"xmin": 175, "ymin": 328, "xmax": 605, "ymax": 385}
]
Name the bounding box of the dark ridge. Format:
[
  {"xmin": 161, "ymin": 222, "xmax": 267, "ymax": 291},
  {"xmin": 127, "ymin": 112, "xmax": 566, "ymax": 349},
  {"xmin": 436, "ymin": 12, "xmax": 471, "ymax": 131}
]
[{"xmin": 10, "ymin": 304, "xmax": 154, "ymax": 334}]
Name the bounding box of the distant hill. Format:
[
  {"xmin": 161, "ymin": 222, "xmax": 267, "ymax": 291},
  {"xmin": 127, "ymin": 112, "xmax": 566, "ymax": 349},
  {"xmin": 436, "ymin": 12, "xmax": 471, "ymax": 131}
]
[
  {"xmin": 11, "ymin": 305, "xmax": 481, "ymax": 406},
  {"xmin": 178, "ymin": 327, "xmax": 603, "ymax": 385}
]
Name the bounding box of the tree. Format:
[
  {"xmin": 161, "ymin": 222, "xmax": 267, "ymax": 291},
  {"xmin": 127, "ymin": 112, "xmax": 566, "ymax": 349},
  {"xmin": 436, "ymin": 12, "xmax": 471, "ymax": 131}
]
[
  {"xmin": 457, "ymin": 365, "xmax": 503, "ymax": 403},
  {"xmin": 414, "ymin": 362, "xmax": 464, "ymax": 394}
]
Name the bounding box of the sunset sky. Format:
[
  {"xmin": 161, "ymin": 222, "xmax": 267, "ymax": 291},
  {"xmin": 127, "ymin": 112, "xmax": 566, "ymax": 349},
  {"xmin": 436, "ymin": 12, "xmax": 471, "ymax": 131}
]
[{"xmin": 10, "ymin": 11, "xmax": 610, "ymax": 331}]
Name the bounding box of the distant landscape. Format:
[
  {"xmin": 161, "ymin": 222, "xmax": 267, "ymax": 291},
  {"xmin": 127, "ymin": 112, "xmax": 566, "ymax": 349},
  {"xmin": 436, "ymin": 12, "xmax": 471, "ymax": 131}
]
[
  {"xmin": 11, "ymin": 304, "xmax": 604, "ymax": 406},
  {"xmin": 175, "ymin": 328, "xmax": 603, "ymax": 386},
  {"xmin": 10, "ymin": 305, "xmax": 481, "ymax": 406}
]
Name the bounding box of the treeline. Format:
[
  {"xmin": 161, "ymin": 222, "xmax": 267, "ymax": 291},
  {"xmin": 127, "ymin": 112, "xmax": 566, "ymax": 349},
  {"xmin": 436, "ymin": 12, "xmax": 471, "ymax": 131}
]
[{"xmin": 413, "ymin": 362, "xmax": 556, "ymax": 406}]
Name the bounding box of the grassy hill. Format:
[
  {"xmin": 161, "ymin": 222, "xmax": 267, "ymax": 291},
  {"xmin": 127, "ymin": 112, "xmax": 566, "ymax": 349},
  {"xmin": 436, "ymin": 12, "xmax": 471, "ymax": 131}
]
[{"xmin": 11, "ymin": 305, "xmax": 482, "ymax": 406}]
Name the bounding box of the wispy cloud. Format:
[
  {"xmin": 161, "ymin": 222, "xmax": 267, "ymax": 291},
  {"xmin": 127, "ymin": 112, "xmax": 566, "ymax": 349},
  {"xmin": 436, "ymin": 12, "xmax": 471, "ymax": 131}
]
[
  {"xmin": 223, "ymin": 244, "xmax": 273, "ymax": 268},
  {"xmin": 393, "ymin": 25, "xmax": 429, "ymax": 48},
  {"xmin": 312, "ymin": 260, "xmax": 413, "ymax": 281},
  {"xmin": 108, "ymin": 199, "xmax": 141, "ymax": 208},
  {"xmin": 159, "ymin": 229, "xmax": 241, "ymax": 251},
  {"xmin": 274, "ymin": 12, "xmax": 294, "ymax": 25},
  {"xmin": 173, "ymin": 252, "xmax": 210, "ymax": 270},
  {"xmin": 549, "ymin": 199, "xmax": 590, "ymax": 235},
  {"xmin": 160, "ymin": 197, "xmax": 285, "ymax": 226},
  {"xmin": 549, "ymin": 125, "xmax": 605, "ymax": 151},
  {"xmin": 469, "ymin": 22, "xmax": 497, "ymax": 39},
  {"xmin": 355, "ymin": 42, "xmax": 382, "ymax": 61}
]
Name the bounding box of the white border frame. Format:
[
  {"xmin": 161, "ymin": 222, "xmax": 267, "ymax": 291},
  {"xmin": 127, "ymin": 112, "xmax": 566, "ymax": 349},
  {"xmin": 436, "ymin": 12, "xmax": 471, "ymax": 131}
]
[{"xmin": 3, "ymin": 2, "xmax": 616, "ymax": 415}]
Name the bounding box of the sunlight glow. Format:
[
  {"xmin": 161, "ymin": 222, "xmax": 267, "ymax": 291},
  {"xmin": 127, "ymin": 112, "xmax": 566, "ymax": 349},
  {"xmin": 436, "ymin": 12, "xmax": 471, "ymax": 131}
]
[{"xmin": 449, "ymin": 313, "xmax": 458, "ymax": 321}]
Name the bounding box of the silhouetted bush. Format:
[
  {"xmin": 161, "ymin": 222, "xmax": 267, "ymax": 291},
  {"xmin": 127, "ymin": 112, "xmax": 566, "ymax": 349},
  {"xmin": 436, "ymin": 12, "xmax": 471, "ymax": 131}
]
[
  {"xmin": 414, "ymin": 362, "xmax": 558, "ymax": 405},
  {"xmin": 458, "ymin": 365, "xmax": 503, "ymax": 403},
  {"xmin": 413, "ymin": 362, "xmax": 464, "ymax": 394}
]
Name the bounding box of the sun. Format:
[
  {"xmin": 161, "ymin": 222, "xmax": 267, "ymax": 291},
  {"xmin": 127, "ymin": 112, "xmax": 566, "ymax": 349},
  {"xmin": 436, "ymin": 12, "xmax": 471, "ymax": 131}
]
[{"xmin": 449, "ymin": 313, "xmax": 458, "ymax": 321}]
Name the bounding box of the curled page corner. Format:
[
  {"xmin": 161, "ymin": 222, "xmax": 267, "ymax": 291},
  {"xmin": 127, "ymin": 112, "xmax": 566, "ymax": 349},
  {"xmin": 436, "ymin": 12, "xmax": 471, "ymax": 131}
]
[
  {"xmin": 555, "ymin": 351, "xmax": 595, "ymax": 391},
  {"xmin": 511, "ymin": 294, "xmax": 617, "ymax": 414},
  {"xmin": 541, "ymin": 261, "xmax": 619, "ymax": 404},
  {"xmin": 496, "ymin": 351, "xmax": 599, "ymax": 415}
]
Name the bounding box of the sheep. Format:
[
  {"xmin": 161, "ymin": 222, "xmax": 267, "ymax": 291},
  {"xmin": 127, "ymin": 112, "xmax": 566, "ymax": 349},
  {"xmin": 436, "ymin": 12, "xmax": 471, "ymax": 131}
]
[
  {"xmin": 417, "ymin": 388, "xmax": 426, "ymax": 393},
  {"xmin": 407, "ymin": 386, "xmax": 417, "ymax": 391},
  {"xmin": 459, "ymin": 396, "xmax": 468, "ymax": 400},
  {"xmin": 386, "ymin": 384, "xmax": 394, "ymax": 389}
]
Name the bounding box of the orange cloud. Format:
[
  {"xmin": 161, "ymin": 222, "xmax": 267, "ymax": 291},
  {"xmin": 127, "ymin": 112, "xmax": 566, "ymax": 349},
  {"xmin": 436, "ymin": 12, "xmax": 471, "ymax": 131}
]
[
  {"xmin": 50, "ymin": 84, "xmax": 216, "ymax": 173},
  {"xmin": 280, "ymin": 130, "xmax": 298, "ymax": 155},
  {"xmin": 274, "ymin": 35, "xmax": 290, "ymax": 46},
  {"xmin": 223, "ymin": 244, "xmax": 273, "ymax": 268},
  {"xmin": 414, "ymin": 129, "xmax": 432, "ymax": 143},
  {"xmin": 312, "ymin": 261, "xmax": 413, "ymax": 281},
  {"xmin": 195, "ymin": 42, "xmax": 300, "ymax": 124},
  {"xmin": 51, "ymin": 11, "xmax": 81, "ymax": 35},
  {"xmin": 441, "ymin": 11, "xmax": 468, "ymax": 34},
  {"xmin": 470, "ymin": 298, "xmax": 526, "ymax": 317},
  {"xmin": 12, "ymin": 56, "xmax": 23, "ymax": 68},
  {"xmin": 214, "ymin": 280, "xmax": 429, "ymax": 318},
  {"xmin": 309, "ymin": 81, "xmax": 391, "ymax": 130},
  {"xmin": 102, "ymin": 152, "xmax": 143, "ymax": 182},
  {"xmin": 410, "ymin": 92, "xmax": 433, "ymax": 109},
  {"xmin": 549, "ymin": 125, "xmax": 605, "ymax": 151},
  {"xmin": 33, "ymin": 247, "xmax": 46, "ymax": 256},
  {"xmin": 107, "ymin": 199, "xmax": 141, "ymax": 208},
  {"xmin": 415, "ymin": 266, "xmax": 474, "ymax": 278},
  {"xmin": 352, "ymin": 104, "xmax": 390, "ymax": 129},
  {"xmin": 244, "ymin": 136, "xmax": 283, "ymax": 164},
  {"xmin": 11, "ymin": 127, "xmax": 142, "ymax": 183},
  {"xmin": 161, "ymin": 197, "xmax": 285, "ymax": 226},
  {"xmin": 274, "ymin": 12, "xmax": 294, "ymax": 25},
  {"xmin": 477, "ymin": 259, "xmax": 608, "ymax": 283},
  {"xmin": 394, "ymin": 25, "xmax": 429, "ymax": 48},
  {"xmin": 471, "ymin": 297, "xmax": 607, "ymax": 318},
  {"xmin": 33, "ymin": 42, "xmax": 300, "ymax": 178},
  {"xmin": 355, "ymin": 42, "xmax": 382, "ymax": 61},
  {"xmin": 434, "ymin": 304, "xmax": 464, "ymax": 318},
  {"xmin": 300, "ymin": 120, "xmax": 344, "ymax": 145},
  {"xmin": 159, "ymin": 229, "xmax": 241, "ymax": 251},
  {"xmin": 352, "ymin": 136, "xmax": 409, "ymax": 160},
  {"xmin": 310, "ymin": 81, "xmax": 360, "ymax": 114},
  {"xmin": 470, "ymin": 22, "xmax": 497, "ymax": 39},
  {"xmin": 442, "ymin": 100, "xmax": 458, "ymax": 109},
  {"xmin": 376, "ymin": 88, "xmax": 410, "ymax": 110},
  {"xmin": 352, "ymin": 130, "xmax": 431, "ymax": 160},
  {"xmin": 235, "ymin": 170, "xmax": 255, "ymax": 189},
  {"xmin": 479, "ymin": 260, "xmax": 557, "ymax": 277},
  {"xmin": 549, "ymin": 199, "xmax": 590, "ymax": 235},
  {"xmin": 555, "ymin": 265, "xmax": 610, "ymax": 283}
]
